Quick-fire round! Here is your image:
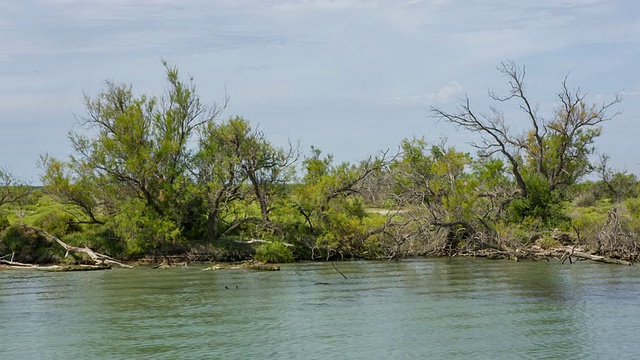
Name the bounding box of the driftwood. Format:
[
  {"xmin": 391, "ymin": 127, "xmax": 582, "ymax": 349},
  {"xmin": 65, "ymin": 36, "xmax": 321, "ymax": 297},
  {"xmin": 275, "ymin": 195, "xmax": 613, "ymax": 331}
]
[
  {"xmin": 22, "ymin": 225, "xmax": 134, "ymax": 269},
  {"xmin": 0, "ymin": 259, "xmax": 110, "ymax": 271},
  {"xmin": 203, "ymin": 260, "xmax": 280, "ymax": 271},
  {"xmin": 233, "ymin": 239, "xmax": 293, "ymax": 247},
  {"xmin": 562, "ymin": 247, "xmax": 634, "ymax": 266},
  {"xmin": 462, "ymin": 245, "xmax": 637, "ymax": 266}
]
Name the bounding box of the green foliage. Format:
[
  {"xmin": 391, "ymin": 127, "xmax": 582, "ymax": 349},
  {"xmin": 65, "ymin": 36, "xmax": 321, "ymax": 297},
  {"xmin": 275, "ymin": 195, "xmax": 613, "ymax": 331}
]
[
  {"xmin": 292, "ymin": 146, "xmax": 389, "ymax": 258},
  {"xmin": 254, "ymin": 242, "xmax": 294, "ymax": 263},
  {"xmin": 40, "ymin": 62, "xmax": 230, "ymax": 255},
  {"xmin": 111, "ymin": 198, "xmax": 182, "ymax": 258},
  {"xmin": 30, "ymin": 210, "xmax": 79, "ymax": 239},
  {"xmin": 586, "ymin": 172, "xmax": 640, "ymax": 202},
  {"xmin": 0, "ymin": 214, "xmax": 9, "ymax": 232},
  {"xmin": 570, "ymin": 205, "xmax": 606, "ymax": 240},
  {"xmin": 507, "ymin": 173, "xmax": 568, "ymax": 226},
  {"xmin": 494, "ymin": 222, "xmax": 536, "ymax": 247},
  {"xmin": 535, "ymin": 236, "xmax": 562, "ymax": 250},
  {"xmin": 0, "ymin": 225, "xmax": 64, "ymax": 263},
  {"xmin": 573, "ymin": 192, "xmax": 596, "ymax": 208},
  {"xmin": 194, "ymin": 116, "xmax": 296, "ymax": 239},
  {"xmin": 28, "ymin": 61, "xmax": 626, "ymax": 261},
  {"xmin": 61, "ymin": 224, "xmax": 123, "ymax": 256}
]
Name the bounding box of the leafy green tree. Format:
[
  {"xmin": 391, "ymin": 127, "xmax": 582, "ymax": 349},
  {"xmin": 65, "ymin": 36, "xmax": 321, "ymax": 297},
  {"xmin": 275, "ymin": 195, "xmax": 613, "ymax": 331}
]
[
  {"xmin": 194, "ymin": 116, "xmax": 298, "ymax": 240},
  {"xmin": 593, "ymin": 154, "xmax": 639, "ymax": 202},
  {"xmin": 294, "ymin": 147, "xmax": 389, "ymax": 258},
  {"xmin": 385, "ymin": 139, "xmax": 484, "ymax": 252},
  {"xmin": 41, "ymin": 62, "xmax": 225, "ymax": 255}
]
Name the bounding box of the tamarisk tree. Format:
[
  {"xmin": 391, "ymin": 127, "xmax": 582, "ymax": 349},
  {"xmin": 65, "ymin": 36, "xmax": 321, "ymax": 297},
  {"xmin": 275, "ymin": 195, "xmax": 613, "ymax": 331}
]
[
  {"xmin": 42, "ymin": 62, "xmax": 226, "ymax": 254},
  {"xmin": 194, "ymin": 116, "xmax": 299, "ymax": 240}
]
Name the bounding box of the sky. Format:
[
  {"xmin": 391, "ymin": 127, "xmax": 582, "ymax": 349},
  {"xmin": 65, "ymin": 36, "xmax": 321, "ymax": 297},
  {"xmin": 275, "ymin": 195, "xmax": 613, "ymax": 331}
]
[{"xmin": 1, "ymin": 0, "xmax": 639, "ymax": 183}]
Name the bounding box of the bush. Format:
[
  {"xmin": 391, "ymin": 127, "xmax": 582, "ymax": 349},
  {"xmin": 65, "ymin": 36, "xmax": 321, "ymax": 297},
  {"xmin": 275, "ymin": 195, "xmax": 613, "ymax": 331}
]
[
  {"xmin": 254, "ymin": 242, "xmax": 294, "ymax": 263},
  {"xmin": 507, "ymin": 173, "xmax": 568, "ymax": 227},
  {"xmin": 111, "ymin": 198, "xmax": 182, "ymax": 258},
  {"xmin": 31, "ymin": 210, "xmax": 79, "ymax": 238},
  {"xmin": 573, "ymin": 192, "xmax": 596, "ymax": 208},
  {"xmin": 535, "ymin": 236, "xmax": 562, "ymax": 250},
  {"xmin": 0, "ymin": 214, "xmax": 9, "ymax": 231},
  {"xmin": 62, "ymin": 224, "xmax": 123, "ymax": 257},
  {"xmin": 0, "ymin": 225, "xmax": 64, "ymax": 263}
]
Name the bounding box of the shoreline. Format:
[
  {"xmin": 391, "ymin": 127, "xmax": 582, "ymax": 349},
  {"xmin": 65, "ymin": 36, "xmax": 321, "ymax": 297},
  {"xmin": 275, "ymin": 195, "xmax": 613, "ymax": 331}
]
[{"xmin": 2, "ymin": 242, "xmax": 636, "ymax": 272}]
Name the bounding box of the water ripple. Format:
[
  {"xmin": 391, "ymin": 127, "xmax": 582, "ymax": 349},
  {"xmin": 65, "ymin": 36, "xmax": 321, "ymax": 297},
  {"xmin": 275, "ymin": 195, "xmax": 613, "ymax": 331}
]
[{"xmin": 2, "ymin": 259, "xmax": 640, "ymax": 359}]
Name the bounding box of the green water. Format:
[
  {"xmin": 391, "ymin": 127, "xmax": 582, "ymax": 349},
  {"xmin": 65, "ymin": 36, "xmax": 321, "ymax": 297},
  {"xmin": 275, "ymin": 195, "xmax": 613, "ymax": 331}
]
[{"xmin": 1, "ymin": 258, "xmax": 639, "ymax": 359}]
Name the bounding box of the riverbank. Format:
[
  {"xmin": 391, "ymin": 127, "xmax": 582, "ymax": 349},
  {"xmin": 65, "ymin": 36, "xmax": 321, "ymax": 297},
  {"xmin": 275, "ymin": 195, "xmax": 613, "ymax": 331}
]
[
  {"xmin": 1, "ymin": 222, "xmax": 638, "ymax": 271},
  {"xmin": 2, "ymin": 241, "xmax": 636, "ymax": 272}
]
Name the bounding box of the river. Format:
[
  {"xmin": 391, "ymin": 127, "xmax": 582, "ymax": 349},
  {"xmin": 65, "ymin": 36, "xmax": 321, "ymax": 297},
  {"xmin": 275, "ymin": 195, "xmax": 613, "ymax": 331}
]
[{"xmin": 1, "ymin": 258, "xmax": 639, "ymax": 359}]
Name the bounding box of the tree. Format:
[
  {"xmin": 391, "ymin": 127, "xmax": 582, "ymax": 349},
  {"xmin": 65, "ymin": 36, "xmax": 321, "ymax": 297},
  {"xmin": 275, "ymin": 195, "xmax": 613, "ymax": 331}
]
[
  {"xmin": 194, "ymin": 116, "xmax": 299, "ymax": 240},
  {"xmin": 431, "ymin": 61, "xmax": 621, "ymax": 222},
  {"xmin": 41, "ymin": 62, "xmax": 226, "ymax": 255},
  {"xmin": 294, "ymin": 147, "xmax": 390, "ymax": 258},
  {"xmin": 383, "ymin": 139, "xmax": 485, "ymax": 253}
]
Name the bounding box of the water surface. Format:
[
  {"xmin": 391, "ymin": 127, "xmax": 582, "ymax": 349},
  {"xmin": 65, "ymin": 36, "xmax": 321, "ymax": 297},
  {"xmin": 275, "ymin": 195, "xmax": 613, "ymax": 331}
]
[{"xmin": 1, "ymin": 258, "xmax": 639, "ymax": 359}]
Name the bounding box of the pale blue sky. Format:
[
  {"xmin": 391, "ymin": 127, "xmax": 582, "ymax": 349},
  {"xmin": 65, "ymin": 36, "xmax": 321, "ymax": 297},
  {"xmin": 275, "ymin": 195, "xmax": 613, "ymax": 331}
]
[{"xmin": 1, "ymin": 0, "xmax": 639, "ymax": 182}]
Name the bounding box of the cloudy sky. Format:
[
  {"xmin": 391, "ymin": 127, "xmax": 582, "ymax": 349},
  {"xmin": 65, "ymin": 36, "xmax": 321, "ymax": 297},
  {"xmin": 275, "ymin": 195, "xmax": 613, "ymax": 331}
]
[{"xmin": 1, "ymin": 0, "xmax": 639, "ymax": 182}]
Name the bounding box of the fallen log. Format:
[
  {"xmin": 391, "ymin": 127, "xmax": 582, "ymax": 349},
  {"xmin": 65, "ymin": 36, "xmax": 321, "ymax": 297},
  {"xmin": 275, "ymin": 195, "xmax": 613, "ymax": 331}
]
[
  {"xmin": 0, "ymin": 259, "xmax": 110, "ymax": 271},
  {"xmin": 569, "ymin": 250, "xmax": 634, "ymax": 266},
  {"xmin": 460, "ymin": 246, "xmax": 637, "ymax": 266},
  {"xmin": 0, "ymin": 259, "xmax": 37, "ymax": 268},
  {"xmin": 233, "ymin": 239, "xmax": 293, "ymax": 247}
]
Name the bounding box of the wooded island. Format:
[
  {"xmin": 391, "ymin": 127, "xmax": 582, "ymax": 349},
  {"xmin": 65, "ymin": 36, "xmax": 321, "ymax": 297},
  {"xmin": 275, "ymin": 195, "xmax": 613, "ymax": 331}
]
[{"xmin": 1, "ymin": 61, "xmax": 638, "ymax": 268}]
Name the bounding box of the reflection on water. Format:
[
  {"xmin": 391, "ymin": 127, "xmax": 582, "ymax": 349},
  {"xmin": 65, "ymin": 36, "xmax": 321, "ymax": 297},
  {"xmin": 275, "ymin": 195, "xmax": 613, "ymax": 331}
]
[{"xmin": 1, "ymin": 259, "xmax": 639, "ymax": 359}]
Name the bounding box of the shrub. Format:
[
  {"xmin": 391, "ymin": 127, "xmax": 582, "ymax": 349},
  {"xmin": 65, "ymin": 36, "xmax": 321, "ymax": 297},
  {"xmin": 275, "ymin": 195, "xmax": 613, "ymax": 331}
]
[
  {"xmin": 62, "ymin": 224, "xmax": 124, "ymax": 257},
  {"xmin": 31, "ymin": 210, "xmax": 79, "ymax": 238},
  {"xmin": 573, "ymin": 192, "xmax": 596, "ymax": 208},
  {"xmin": 254, "ymin": 242, "xmax": 294, "ymax": 263},
  {"xmin": 535, "ymin": 236, "xmax": 562, "ymax": 250},
  {"xmin": 0, "ymin": 225, "xmax": 64, "ymax": 263},
  {"xmin": 0, "ymin": 214, "xmax": 9, "ymax": 231},
  {"xmin": 111, "ymin": 198, "xmax": 182, "ymax": 258}
]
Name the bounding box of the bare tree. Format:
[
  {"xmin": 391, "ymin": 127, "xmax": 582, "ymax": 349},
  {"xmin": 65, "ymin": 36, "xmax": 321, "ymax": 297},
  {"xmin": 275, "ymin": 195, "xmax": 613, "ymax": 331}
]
[
  {"xmin": 0, "ymin": 167, "xmax": 30, "ymax": 209},
  {"xmin": 431, "ymin": 61, "xmax": 622, "ymax": 199}
]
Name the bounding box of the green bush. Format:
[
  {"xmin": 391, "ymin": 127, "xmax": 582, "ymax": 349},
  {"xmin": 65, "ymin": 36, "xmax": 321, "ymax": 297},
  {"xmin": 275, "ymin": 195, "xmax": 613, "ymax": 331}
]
[
  {"xmin": 62, "ymin": 224, "xmax": 123, "ymax": 257},
  {"xmin": 111, "ymin": 198, "xmax": 182, "ymax": 258},
  {"xmin": 254, "ymin": 242, "xmax": 294, "ymax": 263},
  {"xmin": 573, "ymin": 192, "xmax": 596, "ymax": 208},
  {"xmin": 31, "ymin": 210, "xmax": 79, "ymax": 238},
  {"xmin": 0, "ymin": 225, "xmax": 64, "ymax": 263},
  {"xmin": 0, "ymin": 214, "xmax": 9, "ymax": 231},
  {"xmin": 507, "ymin": 173, "xmax": 569, "ymax": 227}
]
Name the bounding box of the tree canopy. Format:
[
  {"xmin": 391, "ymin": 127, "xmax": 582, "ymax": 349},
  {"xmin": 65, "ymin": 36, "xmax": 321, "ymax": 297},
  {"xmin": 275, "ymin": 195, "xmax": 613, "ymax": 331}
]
[{"xmin": 3, "ymin": 60, "xmax": 631, "ymax": 263}]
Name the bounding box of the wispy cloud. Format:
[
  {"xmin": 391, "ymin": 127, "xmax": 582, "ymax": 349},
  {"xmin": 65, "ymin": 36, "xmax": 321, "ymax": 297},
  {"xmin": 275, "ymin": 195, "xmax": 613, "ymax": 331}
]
[
  {"xmin": 0, "ymin": 0, "xmax": 287, "ymax": 61},
  {"xmin": 385, "ymin": 81, "xmax": 463, "ymax": 105},
  {"xmin": 621, "ymin": 89, "xmax": 640, "ymax": 97}
]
